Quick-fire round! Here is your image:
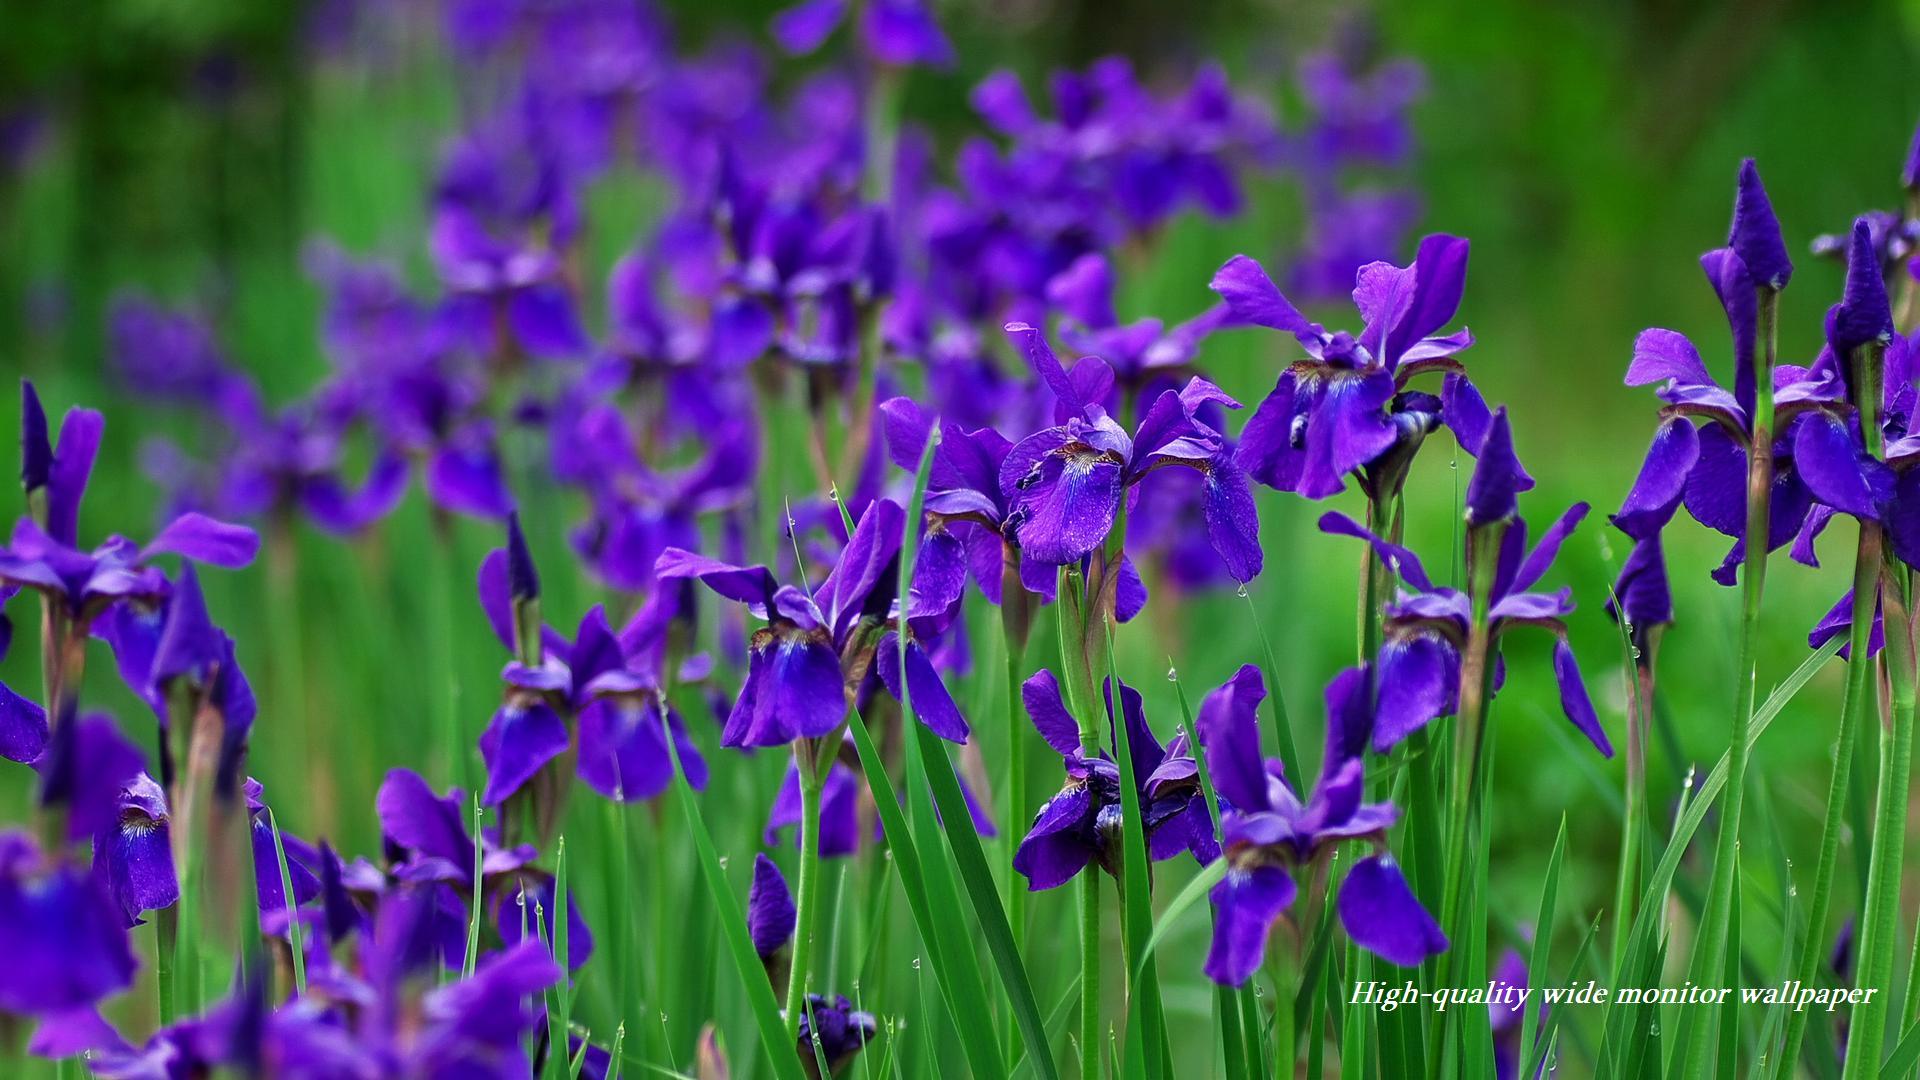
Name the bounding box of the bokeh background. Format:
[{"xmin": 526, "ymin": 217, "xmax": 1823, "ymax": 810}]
[{"xmin": 2, "ymin": 0, "xmax": 1917, "ymax": 1068}]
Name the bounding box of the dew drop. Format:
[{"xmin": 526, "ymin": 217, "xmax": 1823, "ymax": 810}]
[
  {"xmin": 911, "ymin": 957, "xmax": 923, "ymax": 970},
  {"xmin": 1235, "ymin": 583, "xmax": 1249, "ymax": 598},
  {"xmin": 1166, "ymin": 665, "xmax": 1178, "ymax": 681},
  {"xmin": 718, "ymin": 856, "xmax": 730, "ymax": 869}
]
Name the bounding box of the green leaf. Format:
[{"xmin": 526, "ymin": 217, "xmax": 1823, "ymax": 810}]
[
  {"xmin": 662, "ymin": 735, "xmax": 807, "ymax": 1080},
  {"xmin": 1517, "ymin": 816, "xmax": 1567, "ymax": 1077},
  {"xmin": 1104, "ymin": 629, "xmax": 1168, "ymax": 1080},
  {"xmin": 266, "ymin": 808, "xmax": 307, "ymax": 998}
]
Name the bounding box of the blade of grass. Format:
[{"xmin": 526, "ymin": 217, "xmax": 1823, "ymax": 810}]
[
  {"xmin": 1103, "ymin": 628, "xmax": 1168, "ymax": 1080},
  {"xmin": 266, "ymin": 808, "xmax": 307, "ymax": 998},
  {"xmin": 1517, "ymin": 816, "xmax": 1567, "ymax": 1076},
  {"xmin": 663, "ymin": 732, "xmax": 807, "ymax": 1080}
]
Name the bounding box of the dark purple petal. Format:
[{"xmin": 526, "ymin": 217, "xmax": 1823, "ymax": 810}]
[
  {"xmin": 1338, "ymin": 855, "xmax": 1446, "ymax": 967},
  {"xmin": 1828, "ymin": 218, "xmax": 1894, "ymax": 360},
  {"xmin": 506, "ymin": 283, "xmax": 589, "ymax": 359},
  {"xmin": 477, "ymin": 701, "xmax": 570, "ymax": 806},
  {"xmin": 816, "ymin": 499, "xmax": 904, "ymax": 640},
  {"xmin": 1440, "ymin": 373, "xmax": 1490, "ymax": 454},
  {"xmin": 576, "ymin": 699, "xmax": 677, "ymax": 802},
  {"xmin": 1729, "ymin": 159, "xmax": 1793, "ymax": 290},
  {"xmin": 1683, "ymin": 422, "xmax": 1748, "ymax": 538},
  {"xmin": 1464, "ymin": 408, "xmax": 1528, "ymax": 526},
  {"xmin": 859, "ymin": 0, "xmax": 953, "ymax": 67},
  {"xmin": 19, "ymin": 381, "xmax": 50, "ymax": 494},
  {"xmin": 1613, "ymin": 418, "xmax": 1699, "ymax": 540},
  {"xmin": 771, "ymin": 0, "xmax": 847, "ymax": 53},
  {"xmin": 1606, "ymin": 534, "xmax": 1673, "ymax": 629},
  {"xmin": 0, "ymin": 681, "xmax": 47, "ymax": 764},
  {"xmin": 47, "ymin": 407, "xmax": 104, "ymax": 549},
  {"xmin": 1023, "ymin": 670, "xmax": 1083, "ymax": 758},
  {"xmin": 1202, "ymin": 456, "xmax": 1262, "ymax": 582},
  {"xmin": 150, "ymin": 564, "xmax": 222, "ymax": 689},
  {"xmin": 747, "ymin": 854, "xmax": 796, "ymax": 958},
  {"xmin": 1553, "ymin": 639, "xmax": 1612, "ymax": 757},
  {"xmin": 1379, "ymin": 234, "xmax": 1470, "ymax": 369},
  {"xmin": 876, "ymin": 632, "xmax": 969, "ymax": 742},
  {"xmin": 141, "ymin": 513, "xmax": 259, "ymax": 569},
  {"xmin": 1197, "ymin": 664, "xmax": 1270, "ymax": 812},
  {"xmin": 0, "ymin": 836, "xmax": 135, "ymax": 1013},
  {"xmin": 1114, "ymin": 554, "xmax": 1148, "ymax": 623},
  {"xmin": 1209, "ymin": 255, "xmax": 1312, "ymax": 337},
  {"xmin": 427, "ymin": 437, "xmax": 513, "ymax": 520},
  {"xmin": 1794, "ymin": 412, "xmax": 1878, "ymax": 520},
  {"xmin": 1047, "ymin": 254, "xmax": 1116, "ymax": 329},
  {"xmin": 39, "ymin": 714, "xmax": 144, "ymax": 843},
  {"xmin": 1203, "ymin": 865, "xmax": 1296, "ymax": 985},
  {"xmin": 1009, "ymin": 444, "xmax": 1123, "ymax": 566},
  {"xmin": 1511, "ymin": 503, "xmax": 1589, "ymax": 594},
  {"xmin": 1317, "ymin": 511, "xmax": 1435, "ymax": 592},
  {"xmin": 1012, "ymin": 786, "xmax": 1094, "ymax": 890},
  {"xmin": 376, "ymin": 769, "xmax": 471, "ymax": 870},
  {"xmin": 1373, "ymin": 635, "xmax": 1457, "ymax": 752},
  {"xmin": 653, "ymin": 547, "xmax": 778, "ymax": 611},
  {"xmin": 1626, "ymin": 329, "xmax": 1713, "ymax": 388},
  {"xmin": 722, "ymin": 631, "xmax": 846, "ymax": 748}
]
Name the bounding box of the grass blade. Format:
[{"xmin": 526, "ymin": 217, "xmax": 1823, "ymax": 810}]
[{"xmin": 1517, "ymin": 816, "xmax": 1567, "ymax": 1076}]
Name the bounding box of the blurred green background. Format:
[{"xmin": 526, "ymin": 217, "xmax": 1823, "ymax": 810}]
[{"xmin": 3, "ymin": 0, "xmax": 1920, "ymax": 1068}]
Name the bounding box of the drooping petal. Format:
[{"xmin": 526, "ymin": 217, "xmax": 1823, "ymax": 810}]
[
  {"xmin": 1793, "ymin": 412, "xmax": 1878, "ymax": 520},
  {"xmin": 1613, "ymin": 418, "xmax": 1700, "ymax": 540},
  {"xmin": 721, "ymin": 631, "xmax": 846, "ymax": 748},
  {"xmin": 0, "ymin": 683, "xmax": 47, "ymax": 764},
  {"xmin": 1373, "ymin": 635, "xmax": 1458, "ymax": 752},
  {"xmin": 1009, "ymin": 445, "xmax": 1123, "ymax": 566},
  {"xmin": 375, "ymin": 769, "xmax": 472, "ymax": 871},
  {"xmin": 477, "ymin": 701, "xmax": 570, "ymax": 806},
  {"xmin": 1338, "ymin": 856, "xmax": 1446, "ymax": 967},
  {"xmin": 1553, "ymin": 639, "xmax": 1613, "ymax": 757},
  {"xmin": 1463, "ymin": 408, "xmax": 1528, "ymax": 526},
  {"xmin": 1012, "ymin": 786, "xmax": 1095, "ymax": 891},
  {"xmin": 876, "ymin": 633, "xmax": 969, "ymax": 742},
  {"xmin": 1683, "ymin": 422, "xmax": 1748, "ymax": 538},
  {"xmin": 1510, "ymin": 503, "xmax": 1589, "ymax": 595},
  {"xmin": 1202, "ymin": 456, "xmax": 1262, "ymax": 582},
  {"xmin": 1022, "ymin": 670, "xmax": 1083, "ymax": 758},
  {"xmin": 1316, "ymin": 511, "xmax": 1435, "ymax": 592},
  {"xmin": 1203, "ymin": 865, "xmax": 1297, "ymax": 985},
  {"xmin": 771, "ymin": 0, "xmax": 848, "ymax": 53},
  {"xmin": 1196, "ymin": 664, "xmax": 1270, "ymax": 812},
  {"xmin": 576, "ymin": 699, "xmax": 677, "ymax": 802}
]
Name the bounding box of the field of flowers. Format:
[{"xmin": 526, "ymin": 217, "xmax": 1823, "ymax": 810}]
[{"xmin": 2, "ymin": 1, "xmax": 1920, "ymax": 1077}]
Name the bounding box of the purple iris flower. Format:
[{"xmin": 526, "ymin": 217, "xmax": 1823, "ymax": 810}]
[
  {"xmin": 998, "ymin": 324, "xmax": 1261, "ymax": 582},
  {"xmin": 375, "ymin": 768, "xmax": 594, "ymax": 972},
  {"xmin": 1011, "ymin": 671, "xmax": 1214, "ymax": 891},
  {"xmin": 772, "ymin": 0, "xmax": 952, "ymax": 68},
  {"xmin": 795, "ymin": 993, "xmax": 879, "ymax": 1072},
  {"xmin": 411, "ymin": 941, "xmax": 564, "ymax": 1075},
  {"xmin": 0, "ymin": 830, "xmax": 137, "ymax": 1017},
  {"xmin": 473, "ymin": 527, "xmax": 707, "ymax": 807},
  {"xmin": 1622, "ymin": 216, "xmax": 1888, "ymax": 588},
  {"xmin": 213, "ymin": 404, "xmax": 410, "ymax": 537},
  {"xmin": 106, "ymin": 296, "xmax": 261, "ymax": 421},
  {"xmin": 1216, "ymin": 233, "xmax": 1474, "ymax": 499},
  {"xmin": 1046, "ymin": 252, "xmax": 1239, "ymax": 403},
  {"xmin": 90, "ymin": 772, "xmax": 178, "ymax": 928},
  {"xmin": 1201, "ymin": 664, "xmax": 1445, "ymax": 985},
  {"xmin": 2, "ymin": 388, "xmax": 258, "ymax": 634},
  {"xmin": 1321, "ymin": 454, "xmax": 1610, "ymax": 757},
  {"xmin": 657, "ymin": 496, "xmax": 972, "ymax": 748}
]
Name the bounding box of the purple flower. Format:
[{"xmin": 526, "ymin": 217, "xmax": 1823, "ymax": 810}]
[
  {"xmin": 1321, "ymin": 495, "xmax": 1610, "ymax": 757},
  {"xmin": 1011, "ymin": 671, "xmax": 1214, "ymax": 890},
  {"xmin": 794, "ymin": 993, "xmax": 877, "ymax": 1072},
  {"xmin": 90, "ymin": 773, "xmax": 178, "ymax": 928},
  {"xmin": 658, "ymin": 497, "xmax": 973, "ymax": 748},
  {"xmin": 772, "ymin": 0, "xmax": 952, "ymax": 68},
  {"xmin": 999, "ymin": 325, "xmax": 1259, "ymax": 581},
  {"xmin": 1730, "ymin": 159, "xmax": 1793, "ymax": 292},
  {"xmin": 0, "ymin": 831, "xmax": 136, "ymax": 1016},
  {"xmin": 1201, "ymin": 665, "xmax": 1444, "ymax": 984},
  {"xmin": 748, "ymin": 853, "xmax": 796, "ymax": 959},
  {"xmin": 1218, "ymin": 234, "xmax": 1474, "ymax": 499},
  {"xmin": 473, "ymin": 534, "xmax": 706, "ymax": 807}
]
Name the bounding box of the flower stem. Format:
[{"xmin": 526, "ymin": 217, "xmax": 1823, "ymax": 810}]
[
  {"xmin": 1780, "ymin": 341, "xmax": 1885, "ymax": 1072},
  {"xmin": 155, "ymin": 904, "xmax": 179, "ymax": 1027},
  {"xmin": 1079, "ymin": 868, "xmax": 1101, "ymax": 1080},
  {"xmin": 1842, "ymin": 561, "xmax": 1915, "ymax": 1078},
  {"xmin": 783, "ymin": 737, "xmax": 827, "ymax": 1042},
  {"xmin": 1610, "ymin": 629, "xmax": 1660, "ymax": 977},
  {"xmin": 1678, "ymin": 286, "xmax": 1778, "ymax": 1079}
]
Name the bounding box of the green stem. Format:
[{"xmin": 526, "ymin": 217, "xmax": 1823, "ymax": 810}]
[
  {"xmin": 1079, "ymin": 869, "xmax": 1102, "ymax": 1080},
  {"xmin": 155, "ymin": 904, "xmax": 178, "ymax": 1028},
  {"xmin": 1610, "ymin": 632, "xmax": 1659, "ymax": 978},
  {"xmin": 1778, "ymin": 498, "xmax": 1881, "ymax": 1070},
  {"xmin": 784, "ymin": 738, "xmax": 827, "ymax": 1042},
  {"xmin": 1678, "ymin": 286, "xmax": 1777, "ymax": 1080},
  {"xmin": 1001, "ymin": 591, "xmax": 1028, "ymax": 1066},
  {"xmin": 1842, "ymin": 564, "xmax": 1915, "ymax": 1078}
]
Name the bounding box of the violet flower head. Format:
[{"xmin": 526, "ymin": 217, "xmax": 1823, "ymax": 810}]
[
  {"xmin": 1200, "ymin": 665, "xmax": 1445, "ymax": 985},
  {"xmin": 1827, "ymin": 218, "xmax": 1896, "ymax": 363},
  {"xmin": 658, "ymin": 496, "xmax": 974, "ymax": 748},
  {"xmin": 1730, "ymin": 159, "xmax": 1793, "ymax": 291},
  {"xmin": 1011, "ymin": 671, "xmax": 1214, "ymax": 891},
  {"xmin": 91, "ymin": 773, "xmax": 179, "ymax": 929},
  {"xmin": 1217, "ymin": 234, "xmax": 1475, "ymax": 500},
  {"xmin": 999, "ymin": 324, "xmax": 1260, "ymax": 582},
  {"xmin": 0, "ymin": 831, "xmax": 136, "ymax": 1016},
  {"xmin": 1463, "ymin": 408, "xmax": 1529, "ymax": 526},
  {"xmin": 773, "ymin": 0, "xmax": 952, "ymax": 68},
  {"xmin": 747, "ymin": 853, "xmax": 796, "ymax": 959},
  {"xmin": 1321, "ymin": 501, "xmax": 1612, "ymax": 757},
  {"xmin": 796, "ymin": 993, "xmax": 878, "ymax": 1072}
]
